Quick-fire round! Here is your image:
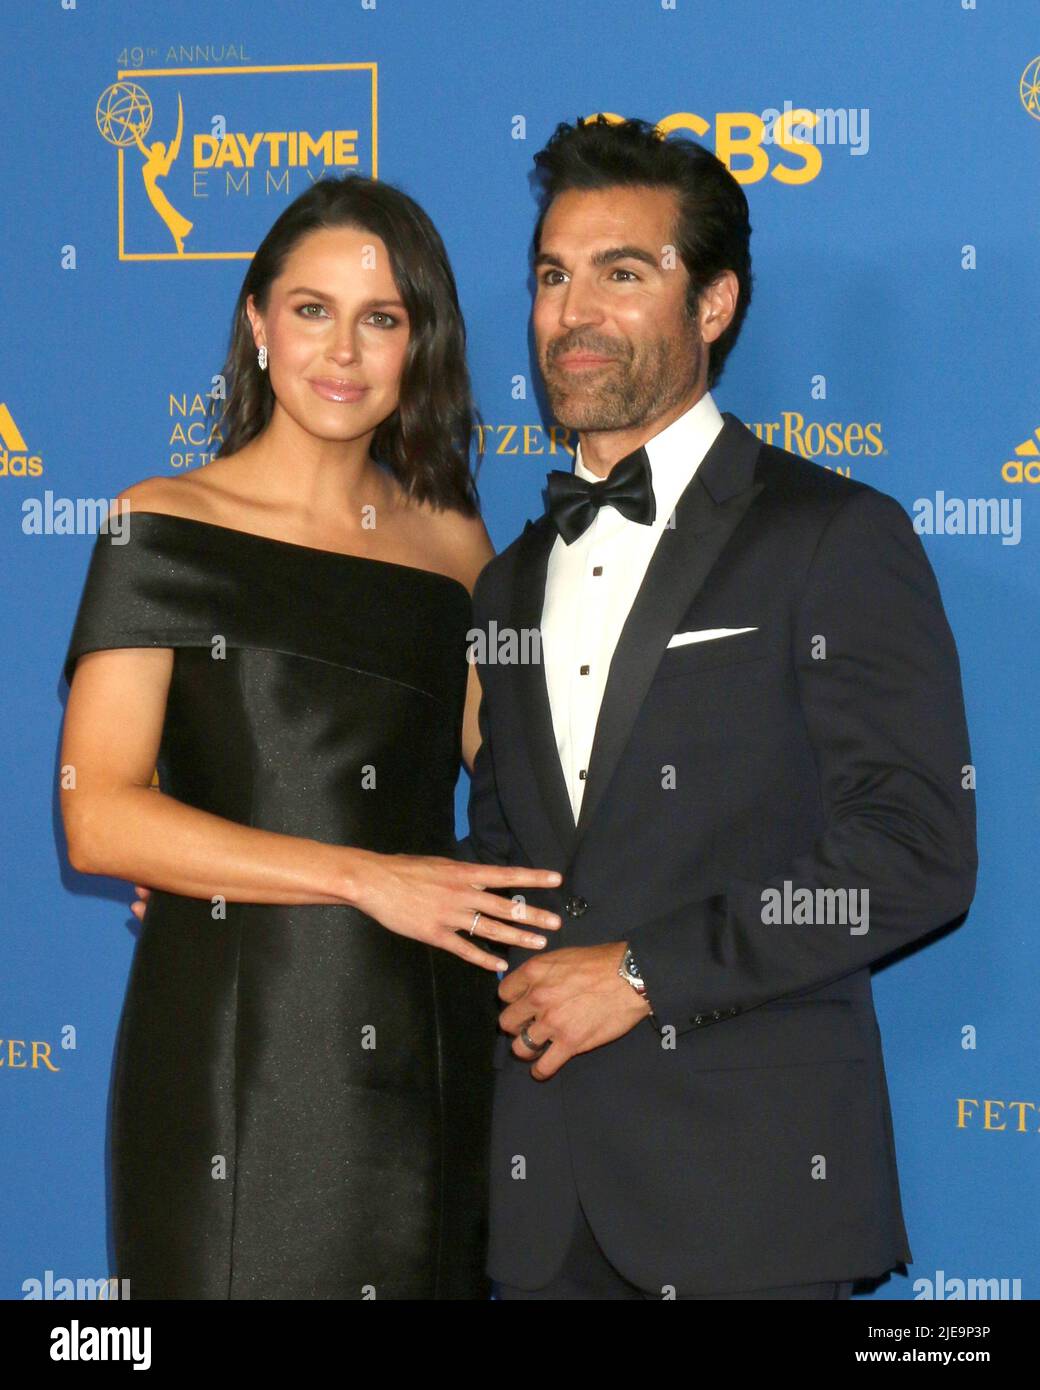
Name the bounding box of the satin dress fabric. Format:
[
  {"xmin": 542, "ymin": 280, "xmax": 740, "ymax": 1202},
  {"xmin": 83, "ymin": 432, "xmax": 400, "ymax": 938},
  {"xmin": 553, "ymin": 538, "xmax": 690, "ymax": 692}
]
[{"xmin": 63, "ymin": 512, "xmax": 497, "ymax": 1300}]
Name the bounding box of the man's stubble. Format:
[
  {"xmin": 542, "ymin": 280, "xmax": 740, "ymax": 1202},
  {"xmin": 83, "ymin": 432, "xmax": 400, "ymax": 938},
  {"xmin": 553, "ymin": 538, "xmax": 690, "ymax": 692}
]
[{"xmin": 541, "ymin": 319, "xmax": 704, "ymax": 438}]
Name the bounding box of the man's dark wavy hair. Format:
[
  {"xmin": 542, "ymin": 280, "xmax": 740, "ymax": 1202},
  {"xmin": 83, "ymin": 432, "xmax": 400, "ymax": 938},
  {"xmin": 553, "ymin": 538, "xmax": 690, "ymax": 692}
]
[
  {"xmin": 531, "ymin": 116, "xmax": 753, "ymax": 389},
  {"xmin": 211, "ymin": 174, "xmax": 480, "ymax": 515}
]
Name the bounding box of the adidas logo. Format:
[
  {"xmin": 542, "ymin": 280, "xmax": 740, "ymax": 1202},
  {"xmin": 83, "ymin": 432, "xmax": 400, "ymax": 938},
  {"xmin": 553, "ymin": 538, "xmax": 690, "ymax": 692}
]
[
  {"xmin": 0, "ymin": 403, "xmax": 43, "ymax": 477},
  {"xmin": 1003, "ymin": 426, "xmax": 1040, "ymax": 483}
]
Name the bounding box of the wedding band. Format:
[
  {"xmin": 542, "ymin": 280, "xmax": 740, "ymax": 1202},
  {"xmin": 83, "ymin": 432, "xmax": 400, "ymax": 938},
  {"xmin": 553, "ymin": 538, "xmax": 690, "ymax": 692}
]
[
  {"xmin": 470, "ymin": 911, "xmax": 481, "ymax": 936},
  {"xmin": 520, "ymin": 1024, "xmax": 549, "ymax": 1052}
]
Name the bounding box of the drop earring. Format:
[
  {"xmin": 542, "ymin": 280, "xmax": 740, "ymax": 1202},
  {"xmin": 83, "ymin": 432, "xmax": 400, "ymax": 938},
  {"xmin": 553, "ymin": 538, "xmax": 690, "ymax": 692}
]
[{"xmin": 257, "ymin": 345, "xmax": 268, "ymax": 371}]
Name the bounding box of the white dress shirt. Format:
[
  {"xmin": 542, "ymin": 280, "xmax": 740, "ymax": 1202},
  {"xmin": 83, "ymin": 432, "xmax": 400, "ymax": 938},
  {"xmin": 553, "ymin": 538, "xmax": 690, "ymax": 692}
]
[{"xmin": 541, "ymin": 390, "xmax": 725, "ymax": 822}]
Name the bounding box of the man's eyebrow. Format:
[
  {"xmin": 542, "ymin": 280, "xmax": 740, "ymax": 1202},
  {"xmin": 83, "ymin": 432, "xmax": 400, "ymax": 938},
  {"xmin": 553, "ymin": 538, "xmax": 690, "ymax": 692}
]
[{"xmin": 534, "ymin": 245, "xmax": 661, "ymax": 271}]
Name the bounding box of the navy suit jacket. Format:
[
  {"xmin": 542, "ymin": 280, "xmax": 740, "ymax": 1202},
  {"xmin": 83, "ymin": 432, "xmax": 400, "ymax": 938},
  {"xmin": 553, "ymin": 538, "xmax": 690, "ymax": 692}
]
[{"xmin": 459, "ymin": 411, "xmax": 977, "ymax": 1295}]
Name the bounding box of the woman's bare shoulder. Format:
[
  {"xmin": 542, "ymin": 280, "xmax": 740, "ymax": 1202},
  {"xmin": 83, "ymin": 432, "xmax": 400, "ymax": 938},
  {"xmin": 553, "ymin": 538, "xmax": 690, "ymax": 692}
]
[
  {"xmin": 113, "ymin": 466, "xmax": 236, "ymax": 525},
  {"xmin": 421, "ymin": 502, "xmax": 495, "ymax": 591}
]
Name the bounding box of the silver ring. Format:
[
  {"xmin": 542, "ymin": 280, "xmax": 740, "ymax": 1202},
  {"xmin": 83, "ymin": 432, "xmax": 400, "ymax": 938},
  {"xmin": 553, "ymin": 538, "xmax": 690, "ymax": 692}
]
[
  {"xmin": 469, "ymin": 911, "xmax": 481, "ymax": 936},
  {"xmin": 520, "ymin": 1024, "xmax": 549, "ymax": 1052}
]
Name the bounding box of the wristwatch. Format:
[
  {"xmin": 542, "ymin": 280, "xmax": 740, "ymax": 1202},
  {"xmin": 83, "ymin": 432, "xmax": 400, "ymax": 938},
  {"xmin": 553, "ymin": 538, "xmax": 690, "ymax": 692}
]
[{"xmin": 619, "ymin": 947, "xmax": 654, "ymax": 1014}]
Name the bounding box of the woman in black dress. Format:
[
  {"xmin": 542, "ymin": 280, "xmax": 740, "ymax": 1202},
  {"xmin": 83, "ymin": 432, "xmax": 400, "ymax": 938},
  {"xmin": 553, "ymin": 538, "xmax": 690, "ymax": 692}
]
[{"xmin": 59, "ymin": 174, "xmax": 561, "ymax": 1299}]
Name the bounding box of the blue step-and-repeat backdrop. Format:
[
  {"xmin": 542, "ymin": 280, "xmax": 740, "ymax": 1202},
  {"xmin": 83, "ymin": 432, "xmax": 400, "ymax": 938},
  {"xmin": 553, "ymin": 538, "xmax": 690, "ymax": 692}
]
[{"xmin": 2, "ymin": 0, "xmax": 1036, "ymax": 1302}]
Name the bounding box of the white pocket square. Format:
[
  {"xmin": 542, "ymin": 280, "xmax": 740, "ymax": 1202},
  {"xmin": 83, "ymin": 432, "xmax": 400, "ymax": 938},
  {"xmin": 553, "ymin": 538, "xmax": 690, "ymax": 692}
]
[{"xmin": 666, "ymin": 626, "xmax": 758, "ymax": 648}]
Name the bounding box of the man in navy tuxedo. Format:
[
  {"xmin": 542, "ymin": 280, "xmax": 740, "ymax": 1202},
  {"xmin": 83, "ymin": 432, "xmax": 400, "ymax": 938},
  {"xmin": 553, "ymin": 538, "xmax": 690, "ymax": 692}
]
[{"xmin": 462, "ymin": 116, "xmax": 977, "ymax": 1299}]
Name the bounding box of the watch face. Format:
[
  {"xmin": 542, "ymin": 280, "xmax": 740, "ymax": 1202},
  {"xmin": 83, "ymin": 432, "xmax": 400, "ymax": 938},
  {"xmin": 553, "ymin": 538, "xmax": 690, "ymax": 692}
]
[{"xmin": 620, "ymin": 951, "xmax": 644, "ymax": 991}]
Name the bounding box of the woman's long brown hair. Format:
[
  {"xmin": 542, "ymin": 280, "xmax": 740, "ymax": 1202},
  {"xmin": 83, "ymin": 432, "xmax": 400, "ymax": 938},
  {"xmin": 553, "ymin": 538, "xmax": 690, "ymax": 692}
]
[{"xmin": 210, "ymin": 173, "xmax": 482, "ymax": 514}]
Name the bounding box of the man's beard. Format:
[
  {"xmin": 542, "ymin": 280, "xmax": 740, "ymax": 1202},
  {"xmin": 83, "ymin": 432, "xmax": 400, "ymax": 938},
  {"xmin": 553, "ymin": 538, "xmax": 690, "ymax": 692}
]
[{"xmin": 541, "ymin": 330, "xmax": 701, "ymax": 434}]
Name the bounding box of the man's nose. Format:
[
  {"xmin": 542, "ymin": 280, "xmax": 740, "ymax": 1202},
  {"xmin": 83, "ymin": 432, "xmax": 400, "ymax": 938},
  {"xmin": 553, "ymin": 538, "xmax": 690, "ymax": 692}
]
[{"xmin": 558, "ymin": 277, "xmax": 602, "ymax": 328}]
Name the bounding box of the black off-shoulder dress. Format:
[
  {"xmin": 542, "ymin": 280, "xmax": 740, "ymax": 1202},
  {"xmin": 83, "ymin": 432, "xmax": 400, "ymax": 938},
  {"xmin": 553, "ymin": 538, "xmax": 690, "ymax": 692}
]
[{"xmin": 62, "ymin": 512, "xmax": 497, "ymax": 1300}]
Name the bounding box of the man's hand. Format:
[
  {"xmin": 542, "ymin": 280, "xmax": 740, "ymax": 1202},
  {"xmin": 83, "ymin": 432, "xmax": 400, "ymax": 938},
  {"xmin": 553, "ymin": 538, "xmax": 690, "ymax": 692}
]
[{"xmin": 498, "ymin": 942, "xmax": 652, "ymax": 1080}]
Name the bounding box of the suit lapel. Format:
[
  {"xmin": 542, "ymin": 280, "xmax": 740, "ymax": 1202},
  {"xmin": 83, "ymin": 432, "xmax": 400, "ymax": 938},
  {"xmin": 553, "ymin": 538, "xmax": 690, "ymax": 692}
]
[
  {"xmin": 506, "ymin": 411, "xmax": 763, "ymax": 865},
  {"xmin": 574, "ymin": 413, "xmax": 763, "ymax": 841},
  {"xmin": 509, "ymin": 512, "xmax": 579, "ymax": 860}
]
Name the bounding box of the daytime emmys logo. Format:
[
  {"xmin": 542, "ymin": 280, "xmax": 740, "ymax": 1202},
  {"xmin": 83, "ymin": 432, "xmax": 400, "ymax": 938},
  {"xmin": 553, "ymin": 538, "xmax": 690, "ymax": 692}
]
[{"xmin": 1020, "ymin": 56, "xmax": 1040, "ymax": 119}]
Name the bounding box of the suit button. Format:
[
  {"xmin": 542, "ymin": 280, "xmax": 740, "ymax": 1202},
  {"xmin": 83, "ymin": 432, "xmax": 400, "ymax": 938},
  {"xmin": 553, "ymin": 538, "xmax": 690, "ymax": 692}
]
[
  {"xmin": 729, "ymin": 1007, "xmax": 738, "ymax": 1016},
  {"xmin": 565, "ymin": 896, "xmax": 588, "ymax": 917},
  {"xmin": 712, "ymin": 1010, "xmax": 723, "ymax": 1021},
  {"xmin": 693, "ymin": 1014, "xmax": 704, "ymax": 1025}
]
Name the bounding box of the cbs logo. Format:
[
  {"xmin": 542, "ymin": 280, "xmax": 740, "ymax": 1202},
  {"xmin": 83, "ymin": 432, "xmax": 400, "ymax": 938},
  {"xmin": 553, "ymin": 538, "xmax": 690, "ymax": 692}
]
[{"xmin": 588, "ymin": 109, "xmax": 823, "ymax": 185}]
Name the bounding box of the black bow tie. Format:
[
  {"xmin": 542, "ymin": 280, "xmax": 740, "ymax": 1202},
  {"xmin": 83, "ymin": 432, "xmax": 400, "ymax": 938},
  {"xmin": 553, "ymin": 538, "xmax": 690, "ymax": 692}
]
[{"xmin": 546, "ymin": 446, "xmax": 656, "ymax": 544}]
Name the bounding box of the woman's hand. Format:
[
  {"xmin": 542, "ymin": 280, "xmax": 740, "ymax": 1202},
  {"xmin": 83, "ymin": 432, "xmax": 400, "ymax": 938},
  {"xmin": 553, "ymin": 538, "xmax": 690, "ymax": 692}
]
[
  {"xmin": 131, "ymin": 854, "xmax": 564, "ymax": 972},
  {"xmin": 349, "ymin": 850, "xmax": 562, "ymax": 970}
]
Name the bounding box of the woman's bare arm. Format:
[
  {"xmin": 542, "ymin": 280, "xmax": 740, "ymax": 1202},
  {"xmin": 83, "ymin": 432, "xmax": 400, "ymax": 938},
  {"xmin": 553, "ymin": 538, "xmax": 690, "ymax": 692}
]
[
  {"xmin": 435, "ymin": 509, "xmax": 495, "ymax": 775},
  {"xmin": 461, "ymin": 658, "xmax": 484, "ymax": 775},
  {"xmin": 60, "ymin": 644, "xmax": 561, "ymax": 969}
]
